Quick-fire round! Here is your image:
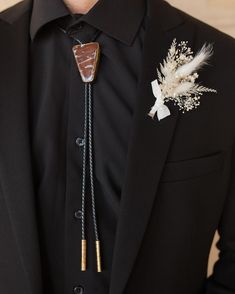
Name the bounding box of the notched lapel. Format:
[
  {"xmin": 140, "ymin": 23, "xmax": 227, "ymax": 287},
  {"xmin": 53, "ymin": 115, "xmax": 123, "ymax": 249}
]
[{"xmin": 109, "ymin": 1, "xmax": 193, "ymax": 294}]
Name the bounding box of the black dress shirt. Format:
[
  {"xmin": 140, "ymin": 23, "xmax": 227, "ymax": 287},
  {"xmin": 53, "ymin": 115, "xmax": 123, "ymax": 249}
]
[{"xmin": 29, "ymin": 0, "xmax": 147, "ymax": 293}]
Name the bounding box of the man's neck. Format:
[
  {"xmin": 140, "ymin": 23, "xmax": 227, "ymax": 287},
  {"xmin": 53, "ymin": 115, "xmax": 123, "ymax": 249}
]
[{"xmin": 63, "ymin": 0, "xmax": 99, "ymax": 14}]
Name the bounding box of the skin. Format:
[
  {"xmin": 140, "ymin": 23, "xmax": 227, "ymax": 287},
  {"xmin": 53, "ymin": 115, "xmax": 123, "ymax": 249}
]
[{"xmin": 63, "ymin": 0, "xmax": 99, "ymax": 14}]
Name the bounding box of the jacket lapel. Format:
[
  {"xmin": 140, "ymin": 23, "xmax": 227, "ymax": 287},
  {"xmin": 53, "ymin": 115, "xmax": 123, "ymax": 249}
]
[
  {"xmin": 109, "ymin": 1, "xmax": 195, "ymax": 294},
  {"xmin": 0, "ymin": 2, "xmax": 43, "ymax": 294}
]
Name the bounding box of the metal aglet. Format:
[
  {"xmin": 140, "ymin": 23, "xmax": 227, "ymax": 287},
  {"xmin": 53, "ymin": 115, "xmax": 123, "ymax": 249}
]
[
  {"xmin": 96, "ymin": 240, "xmax": 102, "ymax": 272},
  {"xmin": 81, "ymin": 239, "xmax": 87, "ymax": 271}
]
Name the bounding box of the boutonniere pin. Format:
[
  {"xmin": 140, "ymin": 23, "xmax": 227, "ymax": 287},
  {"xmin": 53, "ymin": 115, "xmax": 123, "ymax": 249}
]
[{"xmin": 148, "ymin": 39, "xmax": 217, "ymax": 121}]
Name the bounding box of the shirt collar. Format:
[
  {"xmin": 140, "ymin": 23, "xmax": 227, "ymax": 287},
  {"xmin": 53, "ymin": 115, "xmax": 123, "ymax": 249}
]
[{"xmin": 30, "ymin": 0, "xmax": 146, "ymax": 46}]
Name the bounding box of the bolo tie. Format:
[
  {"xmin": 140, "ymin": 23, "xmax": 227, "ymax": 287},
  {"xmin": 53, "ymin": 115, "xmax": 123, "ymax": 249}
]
[{"xmin": 59, "ymin": 25, "xmax": 102, "ymax": 273}]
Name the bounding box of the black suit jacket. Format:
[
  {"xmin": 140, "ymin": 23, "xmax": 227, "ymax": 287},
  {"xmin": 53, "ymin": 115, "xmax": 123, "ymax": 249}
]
[{"xmin": 0, "ymin": 1, "xmax": 235, "ymax": 293}]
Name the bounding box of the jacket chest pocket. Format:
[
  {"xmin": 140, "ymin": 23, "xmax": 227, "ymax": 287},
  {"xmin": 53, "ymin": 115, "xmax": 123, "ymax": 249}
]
[{"xmin": 160, "ymin": 151, "xmax": 225, "ymax": 183}]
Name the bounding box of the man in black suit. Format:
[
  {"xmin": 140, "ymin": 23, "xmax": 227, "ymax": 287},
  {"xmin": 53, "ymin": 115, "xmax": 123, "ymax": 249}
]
[{"xmin": 0, "ymin": 0, "xmax": 235, "ymax": 293}]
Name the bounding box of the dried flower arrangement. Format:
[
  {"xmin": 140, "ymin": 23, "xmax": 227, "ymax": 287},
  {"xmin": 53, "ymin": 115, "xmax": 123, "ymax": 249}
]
[{"xmin": 148, "ymin": 39, "xmax": 217, "ymax": 120}]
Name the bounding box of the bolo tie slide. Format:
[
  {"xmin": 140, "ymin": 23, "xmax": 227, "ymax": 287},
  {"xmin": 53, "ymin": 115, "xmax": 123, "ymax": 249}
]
[{"xmin": 59, "ymin": 27, "xmax": 102, "ymax": 272}]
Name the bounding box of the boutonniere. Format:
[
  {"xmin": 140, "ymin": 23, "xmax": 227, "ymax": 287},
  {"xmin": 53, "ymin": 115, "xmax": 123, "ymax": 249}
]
[{"xmin": 148, "ymin": 39, "xmax": 217, "ymax": 121}]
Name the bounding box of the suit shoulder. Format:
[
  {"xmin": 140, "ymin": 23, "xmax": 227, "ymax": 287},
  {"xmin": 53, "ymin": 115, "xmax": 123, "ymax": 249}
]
[
  {"xmin": 169, "ymin": 3, "xmax": 235, "ymax": 52},
  {"xmin": 0, "ymin": 0, "xmax": 30, "ymax": 26}
]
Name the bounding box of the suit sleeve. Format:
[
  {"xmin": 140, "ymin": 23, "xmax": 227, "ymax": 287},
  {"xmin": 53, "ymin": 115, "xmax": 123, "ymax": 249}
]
[{"xmin": 205, "ymin": 139, "xmax": 235, "ymax": 294}]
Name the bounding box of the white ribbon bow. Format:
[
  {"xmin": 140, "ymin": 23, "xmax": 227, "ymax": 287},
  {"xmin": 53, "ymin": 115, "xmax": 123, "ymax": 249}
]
[{"xmin": 148, "ymin": 79, "xmax": 171, "ymax": 121}]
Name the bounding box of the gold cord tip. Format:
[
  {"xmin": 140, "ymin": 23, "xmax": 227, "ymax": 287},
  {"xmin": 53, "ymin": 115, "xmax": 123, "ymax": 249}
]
[
  {"xmin": 81, "ymin": 239, "xmax": 87, "ymax": 271},
  {"xmin": 96, "ymin": 240, "xmax": 102, "ymax": 272}
]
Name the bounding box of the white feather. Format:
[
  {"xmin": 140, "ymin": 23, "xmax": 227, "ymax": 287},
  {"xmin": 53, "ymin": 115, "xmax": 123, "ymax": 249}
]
[
  {"xmin": 173, "ymin": 82, "xmax": 194, "ymax": 96},
  {"xmin": 175, "ymin": 43, "xmax": 213, "ymax": 78}
]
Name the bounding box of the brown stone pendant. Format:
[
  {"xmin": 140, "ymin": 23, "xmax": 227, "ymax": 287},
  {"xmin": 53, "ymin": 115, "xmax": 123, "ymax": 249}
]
[{"xmin": 72, "ymin": 42, "xmax": 100, "ymax": 83}]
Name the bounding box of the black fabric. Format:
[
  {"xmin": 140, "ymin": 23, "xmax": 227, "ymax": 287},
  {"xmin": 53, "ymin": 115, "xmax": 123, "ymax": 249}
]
[
  {"xmin": 29, "ymin": 0, "xmax": 146, "ymax": 293},
  {"xmin": 1, "ymin": 1, "xmax": 235, "ymax": 294}
]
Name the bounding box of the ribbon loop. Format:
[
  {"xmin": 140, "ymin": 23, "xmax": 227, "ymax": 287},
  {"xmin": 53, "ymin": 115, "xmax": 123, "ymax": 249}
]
[{"xmin": 148, "ymin": 79, "xmax": 171, "ymax": 120}]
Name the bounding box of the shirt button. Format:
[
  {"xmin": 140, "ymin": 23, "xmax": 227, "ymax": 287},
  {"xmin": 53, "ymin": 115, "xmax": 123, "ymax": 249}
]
[
  {"xmin": 76, "ymin": 137, "xmax": 85, "ymax": 147},
  {"xmin": 74, "ymin": 210, "xmax": 83, "ymax": 220},
  {"xmin": 73, "ymin": 286, "xmax": 84, "ymax": 294}
]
